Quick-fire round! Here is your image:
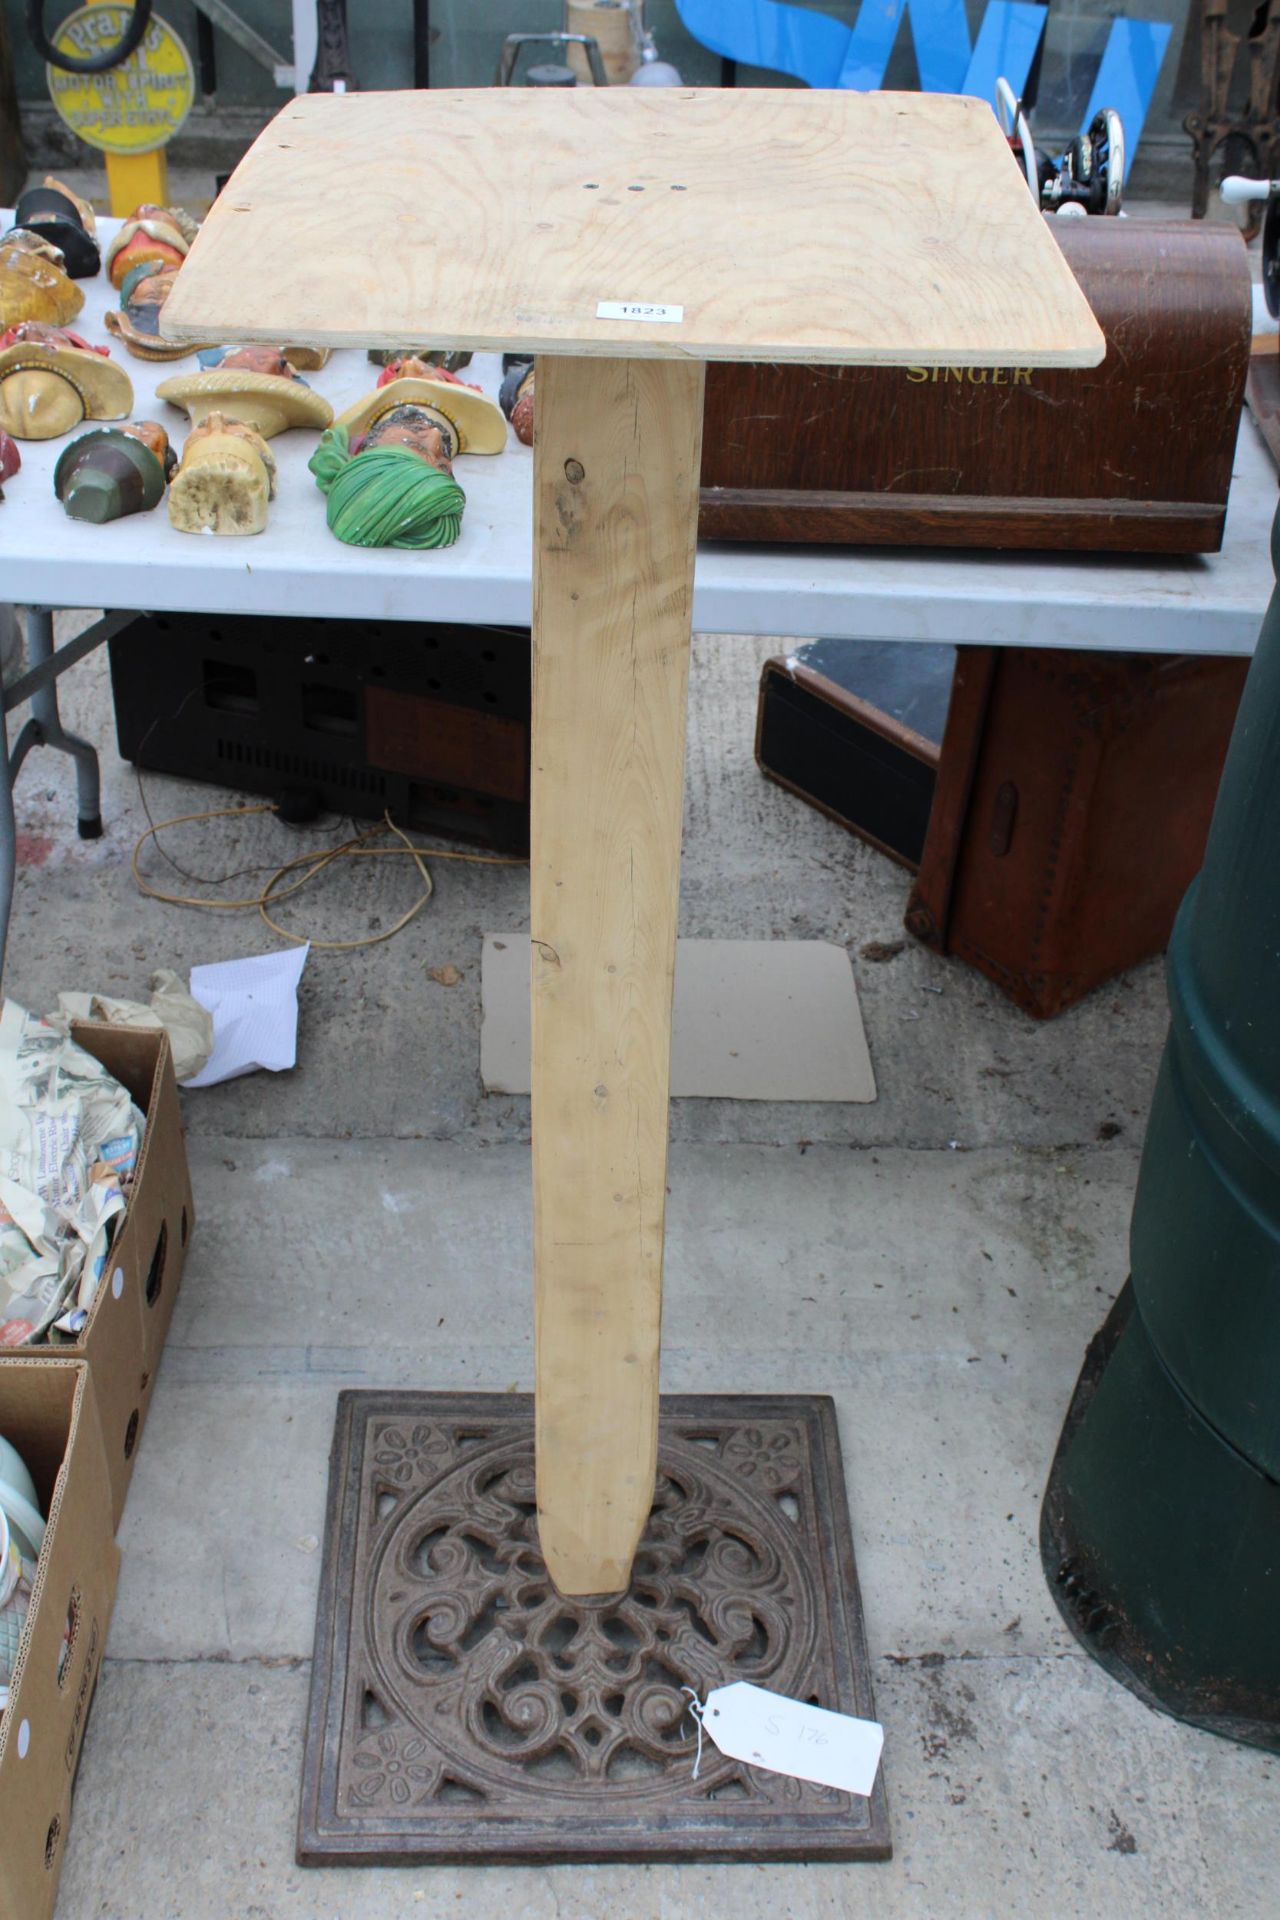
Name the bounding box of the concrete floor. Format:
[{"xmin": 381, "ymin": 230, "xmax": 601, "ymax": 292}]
[{"xmin": 0, "ymin": 619, "xmax": 1270, "ymax": 1917}]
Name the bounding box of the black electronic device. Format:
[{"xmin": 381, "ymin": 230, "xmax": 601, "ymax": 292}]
[{"xmin": 108, "ymin": 612, "xmax": 530, "ymax": 853}]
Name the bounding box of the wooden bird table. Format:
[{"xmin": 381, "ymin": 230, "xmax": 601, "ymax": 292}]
[{"xmin": 164, "ymin": 87, "xmax": 1103, "ymax": 1601}]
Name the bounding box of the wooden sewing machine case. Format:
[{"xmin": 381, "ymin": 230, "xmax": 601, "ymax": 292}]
[{"xmin": 700, "ymin": 220, "xmax": 1251, "ymax": 553}]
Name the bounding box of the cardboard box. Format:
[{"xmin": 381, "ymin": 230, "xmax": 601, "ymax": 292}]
[
  {"xmin": 0, "ymin": 1359, "xmax": 120, "ymax": 1920},
  {"xmin": 0, "ymin": 1024, "xmax": 196, "ymax": 1528}
]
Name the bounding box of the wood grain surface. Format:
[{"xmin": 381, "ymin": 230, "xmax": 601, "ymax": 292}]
[
  {"xmin": 905, "ymin": 646, "xmax": 1249, "ymax": 1017},
  {"xmin": 699, "ymin": 220, "xmax": 1250, "ymax": 551},
  {"xmin": 161, "ymin": 88, "xmax": 1105, "ymax": 367},
  {"xmin": 530, "ymin": 354, "xmax": 703, "ymax": 1596}
]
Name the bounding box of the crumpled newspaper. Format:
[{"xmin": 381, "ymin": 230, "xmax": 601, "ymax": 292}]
[
  {"xmin": 49, "ymin": 968, "xmax": 214, "ymax": 1085},
  {"xmin": 0, "ymin": 1001, "xmax": 146, "ymax": 1346}
]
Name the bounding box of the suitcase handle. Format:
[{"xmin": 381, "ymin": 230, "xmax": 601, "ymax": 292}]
[{"xmin": 990, "ymin": 780, "xmax": 1019, "ymax": 856}]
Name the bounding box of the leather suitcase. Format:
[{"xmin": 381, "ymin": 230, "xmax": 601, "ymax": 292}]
[
  {"xmin": 755, "ymin": 640, "xmax": 954, "ymax": 868},
  {"xmin": 904, "ymin": 648, "xmax": 1248, "ymax": 1017},
  {"xmin": 702, "ymin": 221, "xmax": 1251, "ymax": 554}
]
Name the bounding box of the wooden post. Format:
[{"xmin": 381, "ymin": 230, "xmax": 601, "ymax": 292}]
[
  {"xmin": 157, "ymin": 83, "xmax": 1107, "ymax": 1607},
  {"xmin": 530, "ymin": 352, "xmax": 705, "ymax": 1596}
]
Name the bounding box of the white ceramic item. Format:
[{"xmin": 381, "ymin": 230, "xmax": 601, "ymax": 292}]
[
  {"xmin": 0, "ymin": 1482, "xmax": 45, "ymax": 1561},
  {"xmin": 0, "ymin": 1433, "xmax": 39, "ymax": 1514}
]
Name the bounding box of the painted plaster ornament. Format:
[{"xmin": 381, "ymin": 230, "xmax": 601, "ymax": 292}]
[
  {"xmin": 54, "ymin": 420, "xmax": 175, "ymax": 523},
  {"xmin": 157, "ymin": 345, "xmax": 333, "ymax": 437},
  {"xmin": 0, "ymin": 430, "xmax": 20, "ymax": 500},
  {"xmin": 194, "ymin": 343, "xmax": 330, "ymax": 376},
  {"xmin": 375, "ymin": 357, "xmax": 482, "ymax": 395},
  {"xmin": 309, "ymin": 406, "xmax": 466, "ymax": 550},
  {"xmin": 104, "ymin": 263, "xmax": 206, "ymax": 361},
  {"xmin": 0, "ymin": 234, "xmax": 84, "ymax": 330},
  {"xmin": 11, "ymin": 179, "xmax": 101, "ymax": 279},
  {"xmin": 280, "ymin": 345, "xmax": 331, "ymax": 372},
  {"xmin": 500, "ymin": 359, "xmax": 535, "ymax": 445},
  {"xmin": 0, "ymin": 324, "xmax": 132, "ymax": 441},
  {"xmin": 367, "ymin": 346, "xmax": 473, "ymax": 372},
  {"xmin": 168, "ymin": 413, "xmax": 277, "ymax": 536},
  {"xmin": 104, "ymin": 203, "xmax": 198, "ymax": 290},
  {"xmin": 102, "ymin": 265, "xmax": 331, "ymax": 369},
  {"xmin": 0, "ymin": 229, "xmax": 65, "ymax": 266},
  {"xmin": 335, "ymin": 360, "xmax": 506, "ymax": 459}
]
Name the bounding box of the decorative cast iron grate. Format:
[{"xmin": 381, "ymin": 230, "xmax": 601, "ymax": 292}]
[{"xmin": 299, "ymin": 1391, "xmax": 889, "ymax": 1863}]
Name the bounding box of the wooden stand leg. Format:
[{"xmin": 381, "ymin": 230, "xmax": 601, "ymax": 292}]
[{"xmin": 531, "ymin": 353, "xmax": 705, "ymax": 1597}]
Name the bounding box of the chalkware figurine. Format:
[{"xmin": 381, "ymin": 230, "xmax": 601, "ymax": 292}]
[
  {"xmin": 500, "ymin": 359, "xmax": 535, "ymax": 444},
  {"xmin": 104, "ymin": 202, "xmax": 197, "ymax": 289},
  {"xmin": 104, "ymin": 263, "xmax": 208, "ymax": 361},
  {"xmin": 55, "ymin": 420, "xmax": 175, "ymax": 522},
  {"xmin": 0, "ymin": 231, "xmax": 84, "ymax": 330},
  {"xmin": 0, "ymin": 429, "xmax": 19, "ymax": 499},
  {"xmin": 335, "ymin": 358, "xmax": 506, "ymax": 458},
  {"xmin": 0, "ymin": 323, "xmax": 132, "ymax": 440},
  {"xmin": 103, "ymin": 265, "xmax": 330, "ymax": 369},
  {"xmin": 279, "ymin": 345, "xmax": 331, "ymax": 372},
  {"xmin": 367, "ymin": 345, "xmax": 472, "ymax": 372},
  {"xmin": 158, "ymin": 345, "xmax": 333, "ymax": 437},
  {"xmin": 310, "ymin": 408, "xmax": 465, "ymax": 549},
  {"xmin": 11, "ymin": 177, "xmax": 100, "ymax": 278},
  {"xmin": 169, "ymin": 412, "xmax": 277, "ymax": 536},
  {"xmin": 195, "ymin": 342, "xmax": 330, "ymax": 375}
]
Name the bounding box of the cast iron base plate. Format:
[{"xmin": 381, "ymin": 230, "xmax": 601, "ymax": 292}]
[{"xmin": 299, "ymin": 1391, "xmax": 890, "ymax": 1864}]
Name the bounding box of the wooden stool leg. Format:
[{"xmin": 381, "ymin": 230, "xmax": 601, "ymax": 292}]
[{"xmin": 530, "ymin": 352, "xmax": 705, "ymax": 1597}]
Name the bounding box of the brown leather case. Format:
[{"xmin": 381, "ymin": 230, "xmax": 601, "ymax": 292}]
[
  {"xmin": 904, "ymin": 648, "xmax": 1248, "ymax": 1017},
  {"xmin": 700, "ymin": 221, "xmax": 1251, "ymax": 553}
]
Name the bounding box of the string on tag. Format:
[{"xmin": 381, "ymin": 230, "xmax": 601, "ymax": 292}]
[{"xmin": 681, "ymin": 1685, "xmax": 706, "ymax": 1781}]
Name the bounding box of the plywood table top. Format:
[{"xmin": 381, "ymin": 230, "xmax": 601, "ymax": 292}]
[{"xmin": 161, "ymin": 87, "xmax": 1105, "ymax": 368}]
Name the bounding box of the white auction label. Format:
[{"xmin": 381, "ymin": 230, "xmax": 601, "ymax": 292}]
[
  {"xmin": 596, "ymin": 300, "xmax": 684, "ymax": 323},
  {"xmin": 701, "ymin": 1681, "xmax": 883, "ymax": 1795}
]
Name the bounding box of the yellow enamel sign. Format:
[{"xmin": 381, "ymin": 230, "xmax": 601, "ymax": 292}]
[{"xmin": 47, "ymin": 7, "xmax": 194, "ymax": 155}]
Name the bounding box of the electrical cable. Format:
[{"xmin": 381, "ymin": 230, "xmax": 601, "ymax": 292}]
[
  {"xmin": 132, "ymin": 694, "xmax": 354, "ymax": 891},
  {"xmin": 131, "ymin": 802, "xmax": 526, "ymax": 953}
]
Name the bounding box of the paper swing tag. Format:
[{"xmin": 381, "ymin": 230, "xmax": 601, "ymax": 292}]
[{"xmin": 699, "ymin": 1681, "xmax": 883, "ymax": 1796}]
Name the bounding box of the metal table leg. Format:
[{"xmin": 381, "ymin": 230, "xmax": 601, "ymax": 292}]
[
  {"xmin": 0, "ymin": 696, "xmax": 16, "ymax": 972},
  {"xmin": 15, "ymin": 609, "xmax": 103, "ymax": 839},
  {"xmin": 0, "ymin": 605, "xmax": 139, "ymax": 974}
]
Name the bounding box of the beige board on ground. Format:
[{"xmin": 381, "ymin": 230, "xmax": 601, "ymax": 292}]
[
  {"xmin": 160, "ymin": 88, "xmax": 1105, "ymax": 367},
  {"xmin": 481, "ymin": 936, "xmax": 877, "ymax": 1102},
  {"xmin": 161, "ymin": 86, "xmax": 1104, "ymax": 1599}
]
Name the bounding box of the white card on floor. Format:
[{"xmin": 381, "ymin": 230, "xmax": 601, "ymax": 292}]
[{"xmin": 701, "ymin": 1682, "xmax": 883, "ymax": 1796}]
